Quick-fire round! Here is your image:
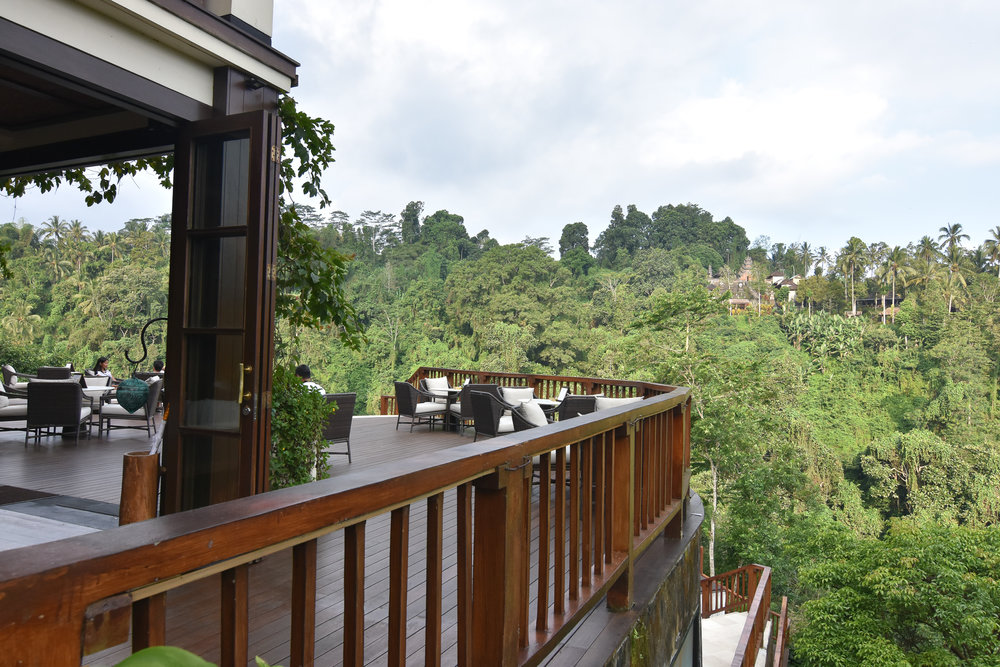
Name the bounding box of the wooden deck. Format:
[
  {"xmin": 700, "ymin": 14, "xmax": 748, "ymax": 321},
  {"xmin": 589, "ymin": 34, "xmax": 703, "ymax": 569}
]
[{"xmin": 0, "ymin": 414, "xmax": 679, "ymax": 666}]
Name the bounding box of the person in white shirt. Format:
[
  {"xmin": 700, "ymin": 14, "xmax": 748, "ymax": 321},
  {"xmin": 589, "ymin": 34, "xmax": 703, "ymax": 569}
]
[
  {"xmin": 93, "ymin": 356, "xmax": 119, "ymax": 385},
  {"xmin": 295, "ymin": 364, "xmax": 325, "ymax": 393}
]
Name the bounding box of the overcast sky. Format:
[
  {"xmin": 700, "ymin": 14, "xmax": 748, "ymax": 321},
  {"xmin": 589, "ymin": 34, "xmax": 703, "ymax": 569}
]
[{"xmin": 5, "ymin": 0, "xmax": 1000, "ymax": 254}]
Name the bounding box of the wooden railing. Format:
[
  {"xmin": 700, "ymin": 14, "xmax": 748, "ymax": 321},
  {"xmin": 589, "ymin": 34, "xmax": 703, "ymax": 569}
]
[
  {"xmin": 0, "ymin": 371, "xmax": 692, "ymax": 666},
  {"xmin": 767, "ymin": 596, "xmax": 790, "ymax": 667},
  {"xmin": 379, "ymin": 366, "xmax": 677, "ymax": 414},
  {"xmin": 701, "ymin": 565, "xmax": 788, "ymax": 667}
]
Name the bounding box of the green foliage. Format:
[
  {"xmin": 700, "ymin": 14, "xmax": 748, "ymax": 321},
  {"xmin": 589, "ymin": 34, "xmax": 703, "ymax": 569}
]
[
  {"xmin": 269, "ymin": 366, "xmax": 334, "ymax": 489},
  {"xmin": 115, "ymin": 646, "xmax": 213, "ymax": 666},
  {"xmin": 794, "ymin": 520, "xmax": 1000, "ymax": 666}
]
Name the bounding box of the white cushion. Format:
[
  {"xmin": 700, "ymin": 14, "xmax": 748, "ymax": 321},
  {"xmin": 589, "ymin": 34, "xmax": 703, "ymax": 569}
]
[
  {"xmin": 102, "ymin": 403, "xmax": 148, "ymax": 417},
  {"xmin": 0, "ymin": 393, "xmax": 7, "ymax": 409},
  {"xmin": 517, "ymin": 400, "xmax": 548, "ymax": 427},
  {"xmin": 498, "ymin": 415, "xmax": 514, "ymax": 433},
  {"xmin": 0, "ymin": 404, "xmax": 26, "ymax": 419},
  {"xmin": 84, "ymin": 376, "xmax": 111, "ymax": 387},
  {"xmin": 448, "ymin": 403, "xmax": 462, "ymax": 415},
  {"xmin": 594, "ymin": 396, "xmax": 643, "ymax": 411},
  {"xmin": 501, "ymin": 387, "xmax": 535, "ymax": 403},
  {"xmin": 424, "ymin": 377, "xmax": 450, "ymax": 395},
  {"xmin": 414, "ymin": 401, "xmax": 445, "ymax": 415}
]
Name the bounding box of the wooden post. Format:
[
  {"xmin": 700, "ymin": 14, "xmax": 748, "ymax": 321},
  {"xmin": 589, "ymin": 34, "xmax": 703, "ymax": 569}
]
[
  {"xmin": 120, "ymin": 451, "xmax": 165, "ymax": 651},
  {"xmin": 607, "ymin": 423, "xmax": 634, "ymax": 611},
  {"xmin": 119, "ymin": 451, "xmax": 159, "ymax": 526},
  {"xmin": 472, "ymin": 466, "xmax": 527, "ymax": 665}
]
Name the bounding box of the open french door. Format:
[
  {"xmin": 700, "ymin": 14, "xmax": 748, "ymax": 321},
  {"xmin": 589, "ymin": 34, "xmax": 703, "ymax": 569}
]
[{"xmin": 161, "ymin": 110, "xmax": 280, "ymax": 512}]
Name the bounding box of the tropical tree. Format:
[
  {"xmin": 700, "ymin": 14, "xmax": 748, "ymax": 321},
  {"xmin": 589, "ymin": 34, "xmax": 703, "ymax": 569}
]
[
  {"xmin": 67, "ymin": 219, "xmax": 89, "ymax": 245},
  {"xmin": 799, "ymin": 241, "xmax": 813, "ymax": 278},
  {"xmin": 816, "ymin": 246, "xmax": 831, "ymax": 275},
  {"xmin": 102, "ymin": 232, "xmax": 122, "ymax": 264},
  {"xmin": 41, "ymin": 246, "xmax": 72, "ymax": 280},
  {"xmin": 878, "ymin": 246, "xmax": 910, "ymax": 324},
  {"xmin": 914, "ymin": 235, "xmax": 940, "ymax": 269},
  {"xmin": 984, "ymin": 225, "xmax": 1000, "ymax": 278},
  {"xmin": 1, "ymin": 300, "xmax": 42, "ymax": 341},
  {"xmin": 938, "ymin": 222, "xmax": 969, "ymax": 252},
  {"xmin": 838, "ymin": 237, "xmax": 867, "ymax": 314},
  {"xmin": 941, "ymin": 245, "xmax": 971, "ymax": 315},
  {"xmin": 39, "ymin": 215, "xmax": 69, "ymax": 248}
]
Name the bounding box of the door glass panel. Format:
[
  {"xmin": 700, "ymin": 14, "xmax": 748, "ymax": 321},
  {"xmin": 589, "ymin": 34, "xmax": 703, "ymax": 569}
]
[
  {"xmin": 182, "ymin": 334, "xmax": 241, "ymax": 431},
  {"xmin": 187, "ymin": 236, "xmax": 246, "ymax": 328},
  {"xmin": 180, "ymin": 433, "xmax": 241, "ymax": 508},
  {"xmin": 191, "ymin": 135, "xmax": 250, "ymax": 229}
]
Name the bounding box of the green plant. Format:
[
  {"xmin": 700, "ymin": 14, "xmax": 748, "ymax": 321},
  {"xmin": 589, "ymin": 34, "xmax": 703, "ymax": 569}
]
[
  {"xmin": 269, "ymin": 365, "xmax": 333, "ymax": 489},
  {"xmin": 115, "ymin": 647, "xmax": 281, "ymax": 666}
]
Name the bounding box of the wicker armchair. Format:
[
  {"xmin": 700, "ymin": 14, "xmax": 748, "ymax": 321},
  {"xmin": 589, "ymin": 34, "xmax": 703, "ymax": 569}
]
[
  {"xmin": 2, "ymin": 364, "xmax": 32, "ymax": 394},
  {"xmin": 25, "ymin": 379, "xmax": 92, "ymax": 446},
  {"xmin": 394, "ymin": 381, "xmax": 446, "ymax": 431},
  {"xmin": 36, "ymin": 366, "xmax": 71, "ymax": 380},
  {"xmin": 419, "ymin": 376, "xmax": 453, "ymax": 404},
  {"xmin": 322, "ymin": 392, "xmax": 356, "ymax": 462},
  {"xmin": 448, "ymin": 383, "xmax": 502, "ymax": 435},
  {"xmin": 557, "ymin": 395, "xmax": 598, "ymax": 421},
  {"xmin": 469, "ymin": 391, "xmax": 540, "ymax": 441},
  {"xmin": 99, "ymin": 379, "xmax": 162, "ymax": 437}
]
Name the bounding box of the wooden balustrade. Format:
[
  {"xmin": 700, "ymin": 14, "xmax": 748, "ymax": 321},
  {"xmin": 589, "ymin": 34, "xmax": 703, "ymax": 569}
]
[
  {"xmin": 701, "ymin": 564, "xmax": 782, "ymax": 667},
  {"xmin": 0, "ymin": 373, "xmax": 691, "ymax": 666},
  {"xmin": 380, "ymin": 367, "xmax": 680, "ymax": 415}
]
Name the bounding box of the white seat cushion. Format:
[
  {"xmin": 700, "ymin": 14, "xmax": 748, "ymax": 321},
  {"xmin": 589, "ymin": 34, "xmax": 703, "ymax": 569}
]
[
  {"xmin": 0, "ymin": 404, "xmax": 27, "ymax": 419},
  {"xmin": 102, "ymin": 403, "xmax": 148, "ymax": 417},
  {"xmin": 414, "ymin": 401, "xmax": 446, "ymax": 415},
  {"xmin": 594, "ymin": 396, "xmax": 643, "ymax": 411},
  {"xmin": 502, "ymin": 387, "xmax": 535, "ymax": 403},
  {"xmin": 498, "ymin": 415, "xmax": 514, "ymax": 433},
  {"xmin": 448, "ymin": 403, "xmax": 462, "ymax": 415},
  {"xmin": 517, "ymin": 400, "xmax": 548, "ymax": 427}
]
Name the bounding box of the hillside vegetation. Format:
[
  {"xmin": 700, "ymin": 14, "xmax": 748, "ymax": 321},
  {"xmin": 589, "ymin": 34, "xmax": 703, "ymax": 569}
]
[{"xmin": 2, "ymin": 204, "xmax": 998, "ymax": 665}]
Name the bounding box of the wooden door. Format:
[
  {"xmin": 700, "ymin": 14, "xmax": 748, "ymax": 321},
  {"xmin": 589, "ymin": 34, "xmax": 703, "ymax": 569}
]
[{"xmin": 161, "ymin": 110, "xmax": 280, "ymax": 512}]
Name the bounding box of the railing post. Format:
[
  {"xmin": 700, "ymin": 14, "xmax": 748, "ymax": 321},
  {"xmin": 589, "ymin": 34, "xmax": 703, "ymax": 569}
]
[
  {"xmin": 472, "ymin": 464, "xmax": 528, "ymax": 665},
  {"xmin": 606, "ymin": 422, "xmax": 635, "ymax": 611}
]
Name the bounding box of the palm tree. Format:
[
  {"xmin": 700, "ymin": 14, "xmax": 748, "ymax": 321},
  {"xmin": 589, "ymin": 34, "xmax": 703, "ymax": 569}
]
[
  {"xmin": 838, "ymin": 237, "xmax": 868, "ymax": 315},
  {"xmin": 40, "ymin": 215, "xmax": 69, "ymax": 248},
  {"xmin": 984, "ymin": 225, "xmax": 1000, "ymax": 278},
  {"xmin": 42, "ymin": 246, "xmax": 72, "ymax": 280},
  {"xmin": 74, "ymin": 280, "xmax": 102, "ymax": 320},
  {"xmin": 67, "ymin": 219, "xmax": 89, "ymax": 245},
  {"xmin": 938, "ymin": 223, "xmax": 970, "ymax": 252},
  {"xmin": 103, "ymin": 232, "xmax": 122, "ymax": 264},
  {"xmin": 914, "ymin": 235, "xmax": 940, "ymax": 270},
  {"xmin": 816, "ymin": 246, "xmax": 831, "ymax": 275},
  {"xmin": 1, "ymin": 301, "xmax": 42, "ymax": 341},
  {"xmin": 942, "ymin": 245, "xmax": 971, "ymax": 315},
  {"xmin": 799, "ymin": 241, "xmax": 813, "ymax": 277},
  {"xmin": 878, "ymin": 246, "xmax": 910, "ymax": 324}
]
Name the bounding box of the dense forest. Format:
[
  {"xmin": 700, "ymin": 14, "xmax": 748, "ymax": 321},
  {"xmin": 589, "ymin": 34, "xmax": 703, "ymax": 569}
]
[{"xmin": 1, "ymin": 202, "xmax": 998, "ymax": 665}]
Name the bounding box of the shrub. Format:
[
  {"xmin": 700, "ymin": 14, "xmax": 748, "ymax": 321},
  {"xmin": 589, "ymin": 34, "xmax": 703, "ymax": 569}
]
[{"xmin": 270, "ymin": 365, "xmax": 333, "ymax": 489}]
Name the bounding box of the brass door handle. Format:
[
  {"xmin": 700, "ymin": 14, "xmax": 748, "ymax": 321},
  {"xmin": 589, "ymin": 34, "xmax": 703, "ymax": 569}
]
[{"xmin": 238, "ymin": 363, "xmax": 254, "ymax": 402}]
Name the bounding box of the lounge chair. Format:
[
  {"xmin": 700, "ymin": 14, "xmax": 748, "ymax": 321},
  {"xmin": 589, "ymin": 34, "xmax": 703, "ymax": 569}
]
[
  {"xmin": 99, "ymin": 378, "xmax": 162, "ymax": 437},
  {"xmin": 394, "ymin": 381, "xmax": 446, "ymax": 431},
  {"xmin": 25, "ymin": 379, "xmax": 92, "ymax": 446}
]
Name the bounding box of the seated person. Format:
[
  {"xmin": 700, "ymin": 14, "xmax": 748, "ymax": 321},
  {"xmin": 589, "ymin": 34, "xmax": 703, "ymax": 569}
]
[
  {"xmin": 152, "ymin": 359, "xmax": 165, "ymax": 374},
  {"xmin": 93, "ymin": 356, "xmax": 119, "ymax": 386},
  {"xmin": 295, "ymin": 364, "xmax": 325, "ymax": 393}
]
